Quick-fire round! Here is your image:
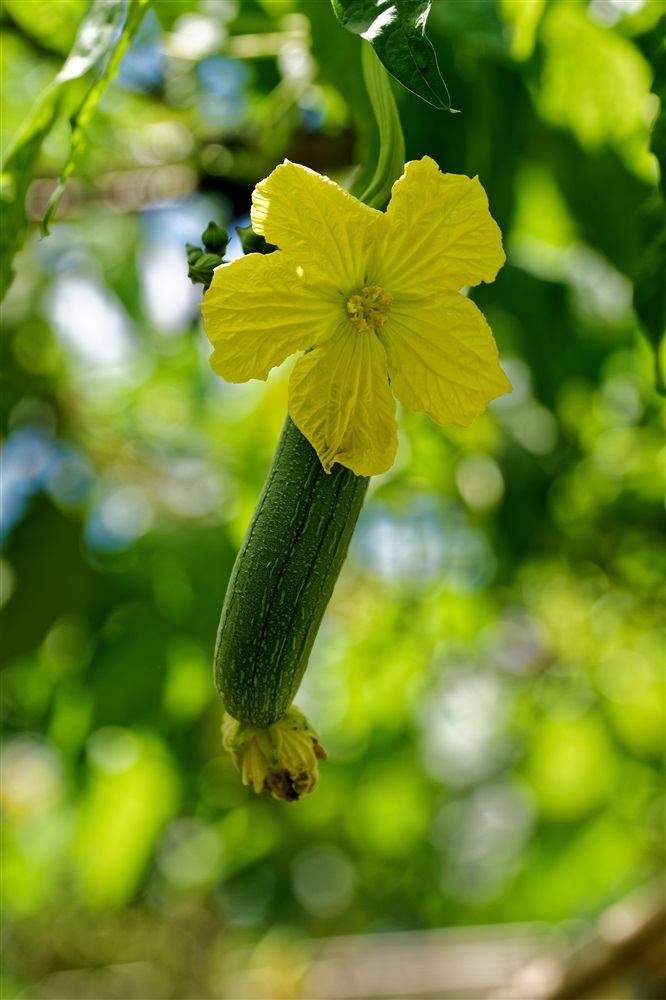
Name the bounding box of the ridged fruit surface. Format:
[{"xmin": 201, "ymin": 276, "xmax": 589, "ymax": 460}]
[{"xmin": 215, "ymin": 414, "xmax": 369, "ymax": 725}]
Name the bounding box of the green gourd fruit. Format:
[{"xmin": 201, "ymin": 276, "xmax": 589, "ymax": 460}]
[{"xmin": 215, "ymin": 414, "xmax": 369, "ymax": 726}]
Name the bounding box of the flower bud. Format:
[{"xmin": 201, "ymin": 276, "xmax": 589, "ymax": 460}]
[{"xmin": 202, "ymin": 221, "xmax": 229, "ymax": 255}]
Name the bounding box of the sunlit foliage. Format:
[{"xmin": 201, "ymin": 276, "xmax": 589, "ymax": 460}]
[{"xmin": 1, "ymin": 1, "xmax": 663, "ymax": 997}]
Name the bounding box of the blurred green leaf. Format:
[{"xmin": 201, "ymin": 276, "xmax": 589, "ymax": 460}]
[
  {"xmin": 1, "ymin": 90, "xmax": 62, "ymax": 303},
  {"xmin": 537, "ymin": 3, "xmax": 653, "ymax": 178},
  {"xmin": 1, "ymin": 0, "xmax": 665, "ymax": 984},
  {"xmin": 2, "ymin": 0, "xmax": 90, "ymax": 56},
  {"xmin": 648, "ymin": 49, "xmax": 665, "ymax": 179},
  {"xmin": 430, "ymin": 0, "xmax": 507, "ymax": 55},
  {"xmin": 150, "ymin": 0, "xmax": 194, "ymax": 30},
  {"xmin": 498, "ymin": 0, "xmax": 546, "ymax": 62},
  {"xmin": 646, "ymin": 25, "xmax": 665, "ymax": 191},
  {"xmin": 330, "ymin": 0, "xmax": 453, "ymax": 110},
  {"xmin": 634, "ymin": 40, "xmax": 666, "ymax": 393},
  {"xmin": 73, "ymin": 731, "xmax": 179, "ymax": 908},
  {"xmin": 0, "ymin": 0, "xmax": 149, "ymax": 302},
  {"xmin": 42, "ymin": 0, "xmax": 151, "ymax": 235},
  {"xmin": 527, "ymin": 713, "xmax": 618, "ymax": 821},
  {"xmin": 633, "ymin": 196, "xmax": 666, "ymax": 394}
]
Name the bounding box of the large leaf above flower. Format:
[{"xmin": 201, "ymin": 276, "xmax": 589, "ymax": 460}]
[{"xmin": 331, "ymin": 0, "xmax": 454, "ymax": 111}]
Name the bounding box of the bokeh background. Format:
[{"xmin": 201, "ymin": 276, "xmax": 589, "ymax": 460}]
[{"xmin": 1, "ymin": 1, "xmax": 664, "ymax": 998}]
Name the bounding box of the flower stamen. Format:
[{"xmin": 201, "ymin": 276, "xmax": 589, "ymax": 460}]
[{"xmin": 347, "ymin": 285, "xmax": 393, "ymax": 332}]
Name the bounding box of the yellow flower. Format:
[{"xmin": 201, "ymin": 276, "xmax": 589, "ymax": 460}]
[{"xmin": 202, "ymin": 156, "xmax": 511, "ymax": 476}]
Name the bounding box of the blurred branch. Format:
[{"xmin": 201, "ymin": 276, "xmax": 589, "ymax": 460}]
[
  {"xmin": 545, "ymin": 881, "xmax": 666, "ymax": 1000},
  {"xmin": 492, "ymin": 880, "xmax": 666, "ymax": 1000},
  {"xmin": 223, "ymin": 881, "xmax": 666, "ymax": 1000}
]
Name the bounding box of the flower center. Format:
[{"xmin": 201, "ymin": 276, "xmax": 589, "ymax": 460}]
[{"xmin": 346, "ymin": 285, "xmax": 393, "ymax": 332}]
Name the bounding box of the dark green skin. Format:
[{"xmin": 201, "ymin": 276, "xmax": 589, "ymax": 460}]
[{"xmin": 215, "ymin": 414, "xmax": 369, "ymax": 726}]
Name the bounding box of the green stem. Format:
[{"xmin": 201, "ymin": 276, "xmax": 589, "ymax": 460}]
[{"xmin": 358, "ymin": 42, "xmax": 406, "ymax": 210}]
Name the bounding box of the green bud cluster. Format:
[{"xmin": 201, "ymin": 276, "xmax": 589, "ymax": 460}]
[{"xmin": 186, "ymin": 221, "xmax": 230, "ymax": 290}]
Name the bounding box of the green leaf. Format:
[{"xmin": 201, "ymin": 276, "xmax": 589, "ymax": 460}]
[
  {"xmin": 0, "ymin": 92, "xmax": 62, "ymax": 302},
  {"xmin": 633, "ymin": 207, "xmax": 665, "ymax": 394},
  {"xmin": 649, "ymin": 39, "xmax": 665, "ymax": 196},
  {"xmin": 2, "ymin": 0, "xmax": 90, "ymax": 57},
  {"xmin": 0, "ymin": 0, "xmax": 149, "ymax": 302},
  {"xmin": 149, "ymin": 0, "xmax": 194, "ymax": 30},
  {"xmin": 330, "ymin": 0, "xmax": 454, "ymax": 111},
  {"xmin": 634, "ymin": 34, "xmax": 666, "ymax": 394},
  {"xmin": 357, "ymin": 42, "xmax": 405, "ymax": 210},
  {"xmin": 432, "ymin": 0, "xmax": 507, "ymax": 55},
  {"xmin": 43, "ymin": 0, "xmax": 151, "ymax": 235},
  {"xmin": 186, "ymin": 248, "xmax": 224, "ymax": 290}
]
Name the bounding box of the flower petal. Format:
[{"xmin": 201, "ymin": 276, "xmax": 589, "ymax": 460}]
[
  {"xmin": 378, "ymin": 293, "xmax": 511, "ymax": 426},
  {"xmin": 251, "ymin": 160, "xmax": 382, "ymax": 291},
  {"xmin": 289, "ymin": 326, "xmax": 398, "ymax": 477},
  {"xmin": 201, "ymin": 250, "xmax": 338, "ymax": 382},
  {"xmin": 380, "ymin": 156, "xmax": 505, "ymax": 295}
]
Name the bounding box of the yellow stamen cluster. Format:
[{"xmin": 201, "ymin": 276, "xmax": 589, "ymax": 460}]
[{"xmin": 346, "ymin": 285, "xmax": 393, "ymax": 332}]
